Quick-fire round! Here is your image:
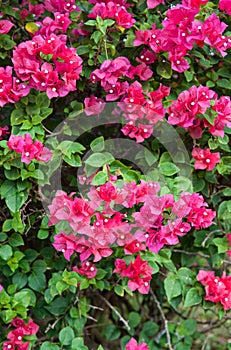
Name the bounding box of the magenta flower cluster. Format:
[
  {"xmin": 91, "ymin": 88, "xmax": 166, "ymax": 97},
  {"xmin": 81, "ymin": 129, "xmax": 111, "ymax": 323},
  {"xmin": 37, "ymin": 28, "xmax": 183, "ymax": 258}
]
[
  {"xmin": 197, "ymin": 270, "xmax": 231, "ymax": 310},
  {"xmin": 3, "ymin": 318, "xmax": 39, "ymax": 350},
  {"xmin": 134, "ymin": 5, "xmax": 231, "ymax": 73},
  {"xmin": 7, "ymin": 133, "xmax": 52, "ymax": 164},
  {"xmin": 168, "ymin": 85, "xmax": 231, "ymax": 139},
  {"xmin": 49, "ymin": 179, "xmax": 215, "ymax": 293},
  {"xmin": 12, "ymin": 33, "xmax": 82, "ymax": 99}
]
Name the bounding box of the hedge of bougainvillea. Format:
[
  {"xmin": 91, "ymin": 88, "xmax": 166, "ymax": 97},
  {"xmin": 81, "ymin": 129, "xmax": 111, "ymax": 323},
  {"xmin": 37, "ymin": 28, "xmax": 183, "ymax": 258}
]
[{"xmin": 1, "ymin": 0, "xmax": 231, "ymax": 349}]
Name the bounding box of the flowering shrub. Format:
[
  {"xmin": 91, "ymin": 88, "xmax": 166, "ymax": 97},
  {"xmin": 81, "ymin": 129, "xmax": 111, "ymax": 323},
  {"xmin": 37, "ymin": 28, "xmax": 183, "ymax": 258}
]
[{"xmin": 1, "ymin": 0, "xmax": 231, "ymax": 349}]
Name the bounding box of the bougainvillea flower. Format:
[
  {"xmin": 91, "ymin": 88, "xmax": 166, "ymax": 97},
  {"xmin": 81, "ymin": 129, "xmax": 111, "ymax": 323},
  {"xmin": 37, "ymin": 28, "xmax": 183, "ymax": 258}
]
[
  {"xmin": 125, "ymin": 337, "xmax": 149, "ymax": 350},
  {"xmin": 7, "ymin": 133, "xmax": 52, "ymax": 164},
  {"xmin": 52, "ymin": 232, "xmax": 78, "ymax": 261},
  {"xmin": 192, "ymin": 147, "xmax": 220, "ymax": 171},
  {"xmin": 197, "ymin": 270, "xmax": 231, "ymax": 310},
  {"xmin": 84, "ymin": 95, "xmax": 105, "ymax": 116},
  {"xmin": 0, "ymin": 20, "xmax": 14, "ymax": 34},
  {"xmin": 219, "ymin": 0, "xmax": 231, "ymax": 15},
  {"xmin": 73, "ymin": 261, "xmax": 97, "ymax": 278},
  {"xmin": 0, "ymin": 126, "xmax": 9, "ymax": 140},
  {"xmin": 114, "ymin": 255, "xmax": 153, "ymax": 294},
  {"xmin": 147, "ymin": 0, "xmax": 164, "ymax": 9}
]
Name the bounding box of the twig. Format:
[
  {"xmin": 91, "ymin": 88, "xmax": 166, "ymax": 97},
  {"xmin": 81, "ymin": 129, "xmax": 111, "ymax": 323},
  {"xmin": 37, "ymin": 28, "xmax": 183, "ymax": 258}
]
[
  {"xmin": 96, "ymin": 293, "xmax": 130, "ymax": 331},
  {"xmin": 86, "ymin": 315, "xmax": 98, "ymax": 322},
  {"xmin": 45, "ymin": 316, "xmax": 63, "ymax": 333},
  {"xmin": 201, "ymin": 314, "xmax": 231, "ymax": 334},
  {"xmin": 202, "ymin": 229, "xmax": 223, "ymax": 247},
  {"xmin": 75, "ymin": 296, "xmax": 104, "ymax": 311},
  {"xmin": 201, "ymin": 334, "xmax": 212, "ymax": 350},
  {"xmin": 172, "ymin": 249, "xmax": 209, "ymax": 259},
  {"xmin": 42, "ymin": 123, "xmax": 65, "ymax": 137},
  {"xmin": 172, "ymin": 249, "xmax": 231, "ymax": 265},
  {"xmin": 150, "ymin": 289, "xmax": 174, "ymax": 350}
]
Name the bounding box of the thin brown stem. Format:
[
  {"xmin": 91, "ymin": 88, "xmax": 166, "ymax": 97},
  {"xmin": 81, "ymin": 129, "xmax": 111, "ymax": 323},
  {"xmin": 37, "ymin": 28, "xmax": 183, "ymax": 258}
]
[
  {"xmin": 96, "ymin": 293, "xmax": 130, "ymax": 331},
  {"xmin": 150, "ymin": 289, "xmax": 174, "ymax": 350}
]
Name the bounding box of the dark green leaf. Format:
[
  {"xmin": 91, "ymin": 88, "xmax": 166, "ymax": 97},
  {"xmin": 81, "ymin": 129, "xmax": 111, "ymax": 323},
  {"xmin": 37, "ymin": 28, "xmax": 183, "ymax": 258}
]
[
  {"xmin": 28, "ymin": 271, "xmax": 46, "ymax": 292},
  {"xmin": 9, "ymin": 233, "xmax": 24, "ymax": 247}
]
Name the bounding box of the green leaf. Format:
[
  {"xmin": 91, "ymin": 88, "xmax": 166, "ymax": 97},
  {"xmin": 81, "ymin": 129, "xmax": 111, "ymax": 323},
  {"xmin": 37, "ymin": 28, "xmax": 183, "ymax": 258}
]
[
  {"xmin": 0, "ymin": 289, "xmax": 11, "ymax": 305},
  {"xmin": 91, "ymin": 171, "xmax": 108, "ymax": 186},
  {"xmin": 203, "ymin": 111, "xmax": 216, "ymax": 125},
  {"xmin": 157, "ymin": 62, "xmax": 172, "ymax": 79},
  {"xmin": 199, "ymin": 58, "xmax": 212, "ymax": 68},
  {"xmin": 38, "ymin": 229, "xmax": 49, "ymax": 239},
  {"xmin": 164, "ymin": 275, "xmax": 182, "ymax": 301},
  {"xmin": 91, "ymin": 31, "xmax": 102, "ymax": 44},
  {"xmin": 77, "ymin": 45, "xmax": 90, "ymax": 55},
  {"xmin": 0, "ymin": 245, "xmax": 13, "ymax": 260},
  {"xmin": 114, "ymin": 285, "xmax": 124, "ymax": 297},
  {"xmin": 182, "ymin": 319, "xmax": 197, "ymax": 336},
  {"xmin": 57, "ymin": 141, "xmax": 85, "ymax": 156},
  {"xmin": 0, "ymin": 232, "xmax": 7, "ymax": 242},
  {"xmin": 177, "ymin": 268, "xmax": 195, "ymax": 285},
  {"xmin": 2, "ymin": 220, "xmax": 12, "ymax": 232},
  {"xmin": 64, "ymin": 154, "xmax": 82, "ymax": 167},
  {"xmin": 28, "ymin": 271, "xmax": 46, "ymax": 292},
  {"xmin": 159, "ymin": 162, "xmax": 180, "ymax": 176},
  {"xmin": 103, "ymin": 19, "xmax": 115, "ymax": 27},
  {"xmin": 59, "ymin": 326, "xmax": 75, "ymax": 346},
  {"xmin": 184, "ymin": 71, "xmax": 194, "ymax": 82},
  {"xmin": 6, "ymin": 191, "xmax": 28, "ymax": 213},
  {"xmin": 13, "ymin": 290, "xmax": 31, "ymax": 307},
  {"xmin": 217, "ymin": 78, "xmax": 231, "ymax": 89},
  {"xmin": 0, "ymin": 34, "xmax": 16, "ymax": 50},
  {"xmin": 184, "ymin": 288, "xmax": 202, "ymax": 307},
  {"xmin": 45, "ymin": 297, "xmax": 69, "ymax": 315},
  {"xmin": 128, "ymin": 312, "xmax": 141, "ymax": 328},
  {"xmin": 90, "ymin": 136, "xmax": 105, "ymax": 152},
  {"xmin": 104, "ymin": 325, "xmax": 121, "ymax": 341},
  {"xmin": 84, "ymin": 20, "xmax": 96, "ymax": 26},
  {"xmin": 36, "ymin": 93, "xmax": 51, "ymax": 108},
  {"xmin": 12, "ymin": 272, "xmax": 27, "ymax": 289},
  {"xmin": 56, "ymin": 281, "xmax": 69, "ymax": 294},
  {"xmin": 85, "ymin": 152, "xmax": 114, "ymax": 167},
  {"xmin": 0, "ymin": 180, "xmax": 17, "ymax": 199},
  {"xmin": 40, "ymin": 342, "xmax": 60, "ymax": 350},
  {"xmin": 4, "ymin": 168, "xmax": 21, "ymax": 180},
  {"xmin": 9, "ymin": 233, "xmax": 24, "ymax": 247},
  {"xmin": 140, "ymin": 321, "xmax": 159, "ymax": 338},
  {"xmin": 71, "ymin": 337, "xmax": 88, "ymax": 350},
  {"xmin": 26, "ymin": 104, "xmax": 40, "ymax": 116},
  {"xmin": 223, "ymin": 188, "xmax": 231, "ymax": 196},
  {"xmin": 213, "ymin": 237, "xmax": 229, "ymax": 254},
  {"xmin": 32, "ymin": 260, "xmax": 47, "ymax": 273}
]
